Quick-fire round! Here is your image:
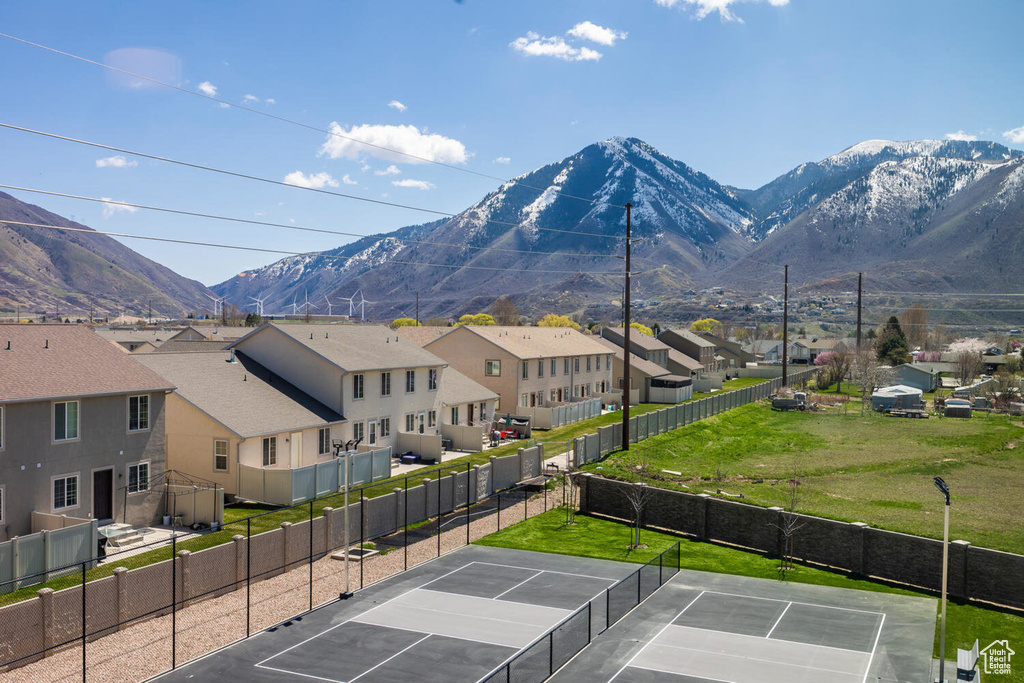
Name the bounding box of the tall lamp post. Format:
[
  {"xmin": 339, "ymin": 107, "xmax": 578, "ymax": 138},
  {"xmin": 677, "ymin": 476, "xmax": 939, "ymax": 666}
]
[
  {"xmin": 934, "ymin": 476, "xmax": 950, "ymax": 683},
  {"xmin": 333, "ymin": 439, "xmax": 356, "ymax": 599}
]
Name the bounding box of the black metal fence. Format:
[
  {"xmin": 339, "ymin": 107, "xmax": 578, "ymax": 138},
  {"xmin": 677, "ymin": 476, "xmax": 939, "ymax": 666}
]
[
  {"xmin": 480, "ymin": 541, "xmax": 682, "ymax": 683},
  {"xmin": 0, "ymin": 462, "xmax": 557, "ymax": 683}
]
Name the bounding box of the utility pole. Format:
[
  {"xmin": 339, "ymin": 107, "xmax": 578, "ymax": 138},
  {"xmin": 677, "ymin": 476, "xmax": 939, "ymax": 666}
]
[
  {"xmin": 782, "ymin": 265, "xmax": 789, "ymax": 387},
  {"xmin": 148, "ymin": 299, "xmax": 153, "ymax": 325},
  {"xmin": 416, "ymin": 292, "xmax": 419, "ymax": 325},
  {"xmin": 622, "ymin": 203, "xmax": 632, "ymax": 452},
  {"xmin": 856, "ymin": 272, "xmax": 863, "ymax": 348}
]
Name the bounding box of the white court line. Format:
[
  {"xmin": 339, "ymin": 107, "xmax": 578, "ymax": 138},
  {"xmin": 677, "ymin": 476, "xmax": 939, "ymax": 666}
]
[
  {"xmin": 861, "ymin": 613, "xmax": 886, "ymax": 683},
  {"xmin": 764, "ymin": 602, "xmax": 793, "ymax": 639},
  {"xmin": 471, "ymin": 560, "xmax": 621, "ymax": 582},
  {"xmin": 493, "ymin": 571, "xmax": 545, "ymax": 599},
  {"xmin": 703, "ymin": 590, "xmax": 885, "ymax": 617},
  {"xmin": 606, "ymin": 590, "xmax": 707, "ymax": 683},
  {"xmin": 347, "ymin": 618, "xmax": 532, "ymax": 650},
  {"xmin": 348, "ymin": 634, "xmax": 431, "ymax": 683},
  {"xmin": 666, "ymin": 622, "xmax": 875, "ymax": 656},
  {"xmin": 253, "ymin": 663, "xmax": 346, "ymax": 683},
  {"xmin": 626, "ymin": 662, "xmax": 735, "ymax": 683},
  {"xmin": 255, "ymin": 560, "xmax": 472, "ymax": 667},
  {"xmin": 355, "ymin": 599, "xmax": 567, "ymax": 631}
]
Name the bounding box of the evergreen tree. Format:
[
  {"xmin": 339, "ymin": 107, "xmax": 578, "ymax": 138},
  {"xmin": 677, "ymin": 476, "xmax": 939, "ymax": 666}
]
[{"xmin": 875, "ymin": 315, "xmax": 909, "ymax": 365}]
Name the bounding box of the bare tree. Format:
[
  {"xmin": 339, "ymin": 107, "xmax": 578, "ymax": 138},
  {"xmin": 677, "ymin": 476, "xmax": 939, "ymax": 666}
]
[
  {"xmin": 899, "ymin": 305, "xmax": 929, "ymax": 350},
  {"xmin": 489, "ymin": 296, "xmax": 521, "ymax": 326},
  {"xmin": 851, "ymin": 343, "xmax": 892, "ymax": 415},
  {"xmin": 769, "ymin": 462, "xmax": 805, "ymax": 574},
  {"xmin": 620, "ymin": 446, "xmax": 656, "ymax": 548},
  {"xmin": 953, "ymin": 351, "xmax": 983, "ymax": 387}
]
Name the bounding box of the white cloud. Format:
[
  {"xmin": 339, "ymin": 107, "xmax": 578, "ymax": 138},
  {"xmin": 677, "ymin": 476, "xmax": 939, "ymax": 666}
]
[
  {"xmin": 197, "ymin": 81, "xmax": 218, "ymax": 96},
  {"xmin": 510, "ymin": 32, "xmax": 602, "ymax": 61},
  {"xmin": 392, "ymin": 179, "xmax": 435, "ymax": 190},
  {"xmin": 242, "ymin": 94, "xmax": 259, "ymax": 103},
  {"xmin": 1003, "ymin": 126, "xmax": 1024, "ymax": 144},
  {"xmin": 567, "ymin": 21, "xmax": 627, "ymax": 46},
  {"xmin": 944, "ymin": 130, "xmax": 978, "ymax": 142},
  {"xmin": 493, "ymin": 156, "xmax": 511, "ymax": 164},
  {"xmin": 319, "ymin": 123, "xmax": 468, "ymax": 164},
  {"xmin": 341, "ymin": 174, "xmax": 358, "ymax": 185},
  {"xmin": 283, "ymin": 171, "xmax": 340, "ymax": 189},
  {"xmin": 388, "ymin": 100, "xmax": 407, "ymax": 113},
  {"xmin": 654, "ymin": 0, "xmax": 788, "ymax": 23},
  {"xmin": 375, "ymin": 165, "xmax": 402, "ymax": 176},
  {"xmin": 100, "ymin": 198, "xmax": 138, "ymax": 218},
  {"xmin": 95, "ymin": 155, "xmax": 138, "ymax": 168},
  {"xmin": 265, "ymin": 98, "xmax": 276, "ymax": 105}
]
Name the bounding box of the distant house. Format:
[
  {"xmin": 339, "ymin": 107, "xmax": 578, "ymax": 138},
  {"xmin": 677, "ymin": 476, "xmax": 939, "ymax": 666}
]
[
  {"xmin": 658, "ymin": 329, "xmax": 719, "ymax": 373},
  {"xmin": 94, "ymin": 327, "xmax": 179, "ymax": 353},
  {"xmin": 593, "ymin": 337, "xmax": 692, "ymax": 404},
  {"xmin": 136, "ymin": 350, "xmax": 345, "ymax": 498},
  {"xmin": 0, "ymin": 324, "xmax": 173, "ymax": 539},
  {"xmin": 982, "ymin": 355, "xmax": 1008, "ymax": 375},
  {"xmin": 424, "ymin": 325, "xmax": 613, "ymax": 409},
  {"xmin": 166, "ymin": 325, "xmax": 254, "ymax": 343},
  {"xmin": 790, "ymin": 337, "xmax": 849, "ymax": 364},
  {"xmin": 743, "ymin": 339, "xmax": 785, "ymax": 362},
  {"xmin": 666, "ymin": 348, "xmax": 703, "ymax": 379},
  {"xmin": 891, "ymin": 363, "xmax": 939, "ymax": 393}
]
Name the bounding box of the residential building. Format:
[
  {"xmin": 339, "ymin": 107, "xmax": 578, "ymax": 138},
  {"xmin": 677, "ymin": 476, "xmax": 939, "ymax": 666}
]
[
  {"xmin": 790, "ymin": 337, "xmax": 850, "ymax": 364},
  {"xmin": 659, "ymin": 329, "xmax": 719, "ymax": 373},
  {"xmin": 891, "ymin": 364, "xmax": 940, "ymax": 393},
  {"xmin": 696, "ymin": 332, "xmax": 755, "ymax": 372},
  {"xmin": 438, "ymin": 367, "xmax": 499, "ymax": 429},
  {"xmin": 228, "ymin": 323, "xmax": 447, "ymax": 449},
  {"xmin": 599, "ymin": 327, "xmax": 672, "ymax": 369},
  {"xmin": 136, "ymin": 350, "xmax": 345, "ymax": 497},
  {"xmin": 666, "ymin": 348, "xmax": 703, "ymax": 379},
  {"xmin": 0, "ymin": 324, "xmax": 173, "ymax": 539},
  {"xmin": 93, "ymin": 327, "xmax": 181, "ymax": 353},
  {"xmin": 593, "ymin": 337, "xmax": 691, "ymax": 404},
  {"xmin": 743, "ymin": 339, "xmax": 786, "ymax": 362},
  {"xmin": 423, "ymin": 326, "xmax": 613, "ymax": 410}
]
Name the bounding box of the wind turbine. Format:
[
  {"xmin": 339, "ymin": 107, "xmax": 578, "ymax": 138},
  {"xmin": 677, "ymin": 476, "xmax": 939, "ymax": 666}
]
[
  {"xmin": 302, "ymin": 290, "xmax": 319, "ymax": 319},
  {"xmin": 323, "ymin": 296, "xmax": 334, "ymax": 316},
  {"xmin": 289, "ymin": 294, "xmax": 301, "ymax": 315},
  {"xmin": 205, "ymin": 293, "xmax": 224, "ymax": 318},
  {"xmin": 355, "ymin": 290, "xmax": 376, "ymax": 322},
  {"xmin": 248, "ymin": 294, "xmax": 266, "ymax": 318}
]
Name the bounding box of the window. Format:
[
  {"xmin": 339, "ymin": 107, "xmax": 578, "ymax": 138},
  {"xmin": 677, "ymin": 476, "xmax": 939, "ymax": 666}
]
[
  {"xmin": 551, "ymin": 359, "xmax": 557, "ymax": 376},
  {"xmin": 537, "ymin": 360, "xmax": 544, "ymax": 377},
  {"xmin": 353, "ymin": 422, "xmax": 364, "ymax": 442},
  {"xmin": 521, "ymin": 362, "xmax": 528, "ymax": 380},
  {"xmin": 405, "ymin": 414, "xmax": 415, "ymax": 432},
  {"xmin": 596, "ymin": 356, "xmax": 601, "ymax": 370},
  {"xmin": 564, "ymin": 358, "xmax": 569, "ymax": 374},
  {"xmin": 53, "ymin": 474, "xmax": 78, "ymax": 510},
  {"xmin": 353, "ymin": 374, "xmax": 364, "ymax": 400},
  {"xmin": 485, "ymin": 360, "xmax": 501, "ymax": 376},
  {"xmin": 428, "ymin": 368, "xmax": 437, "ymax": 391},
  {"xmin": 262, "ymin": 437, "xmax": 277, "ymax": 466},
  {"xmin": 406, "ymin": 370, "xmax": 415, "ymax": 393},
  {"xmin": 54, "ymin": 400, "xmax": 79, "ymax": 441},
  {"xmin": 428, "ymin": 410, "xmax": 436, "ymax": 428},
  {"xmin": 574, "ymin": 358, "xmax": 580, "ymax": 373},
  {"xmin": 522, "ymin": 393, "xmax": 528, "ymax": 407},
  {"xmin": 0, "ymin": 405, "xmax": 4, "ymax": 450},
  {"xmin": 586, "ymin": 356, "xmax": 591, "ymax": 372},
  {"xmin": 214, "ymin": 439, "xmax": 229, "ymax": 472},
  {"xmin": 318, "ymin": 427, "xmax": 332, "ymax": 455},
  {"xmin": 128, "ymin": 395, "xmax": 149, "ymax": 432},
  {"xmin": 480, "ymin": 402, "xmax": 487, "ymax": 421},
  {"xmin": 550, "ymin": 389, "xmax": 557, "ymax": 402},
  {"xmin": 451, "ymin": 406, "xmax": 459, "ymax": 424},
  {"xmin": 378, "ymin": 371, "xmax": 390, "ymax": 397},
  {"xmin": 368, "ymin": 421, "xmax": 377, "ymax": 446},
  {"xmin": 0, "ymin": 485, "xmax": 4, "ymax": 525},
  {"xmin": 380, "ymin": 417, "xmax": 391, "ymax": 438},
  {"xmin": 127, "ymin": 462, "xmax": 149, "ymax": 494}
]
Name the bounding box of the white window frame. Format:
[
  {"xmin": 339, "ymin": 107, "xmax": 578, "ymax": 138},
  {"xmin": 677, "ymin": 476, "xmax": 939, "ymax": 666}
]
[
  {"xmin": 0, "ymin": 484, "xmax": 4, "ymax": 525},
  {"xmin": 586, "ymin": 356, "xmax": 591, "ymax": 372},
  {"xmin": 214, "ymin": 439, "xmax": 229, "ymax": 472},
  {"xmin": 521, "ymin": 393, "xmax": 528, "ymax": 407},
  {"xmin": 485, "ymin": 360, "xmax": 501, "ymax": 376},
  {"xmin": 127, "ymin": 394, "xmax": 150, "ymax": 432},
  {"xmin": 564, "ymin": 358, "xmax": 569, "ymax": 374},
  {"xmin": 368, "ymin": 420, "xmax": 378, "ymax": 446},
  {"xmin": 480, "ymin": 402, "xmax": 487, "ymax": 421},
  {"xmin": 405, "ymin": 413, "xmax": 415, "ymax": 432},
  {"xmin": 52, "ymin": 472, "xmax": 80, "ymax": 511},
  {"xmin": 427, "ymin": 410, "xmax": 436, "ymax": 429},
  {"xmin": 551, "ymin": 359, "xmax": 557, "ymax": 376},
  {"xmin": 522, "ymin": 362, "xmax": 528, "ymax": 380},
  {"xmin": 353, "ymin": 374, "xmax": 365, "ymax": 400},
  {"xmin": 353, "ymin": 422, "xmax": 365, "ymax": 442},
  {"xmin": 537, "ymin": 360, "xmax": 544, "ymax": 377},
  {"xmin": 380, "ymin": 417, "xmax": 391, "ymax": 438},
  {"xmin": 263, "ymin": 436, "xmax": 277, "ymax": 467},
  {"xmin": 381, "ymin": 371, "xmax": 391, "ymax": 397},
  {"xmin": 451, "ymin": 406, "xmax": 459, "ymax": 425},
  {"xmin": 0, "ymin": 404, "xmax": 4, "ymax": 451},
  {"xmin": 428, "ymin": 368, "xmax": 438, "ymax": 391},
  {"xmin": 318, "ymin": 427, "xmax": 332, "ymax": 456},
  {"xmin": 406, "ymin": 370, "xmax": 416, "ymax": 393},
  {"xmin": 127, "ymin": 461, "xmax": 150, "ymax": 494},
  {"xmin": 574, "ymin": 358, "xmax": 580, "ymax": 373},
  {"xmin": 550, "ymin": 389, "xmax": 557, "ymax": 402},
  {"xmin": 596, "ymin": 355, "xmax": 601, "ymax": 370},
  {"xmin": 53, "ymin": 400, "xmax": 80, "ymax": 442}
]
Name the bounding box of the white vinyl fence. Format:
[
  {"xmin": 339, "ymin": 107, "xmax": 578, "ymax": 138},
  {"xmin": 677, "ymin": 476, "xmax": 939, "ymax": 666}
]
[
  {"xmin": 0, "ymin": 518, "xmax": 98, "ymax": 593},
  {"xmin": 237, "ymin": 447, "xmax": 393, "ymax": 506}
]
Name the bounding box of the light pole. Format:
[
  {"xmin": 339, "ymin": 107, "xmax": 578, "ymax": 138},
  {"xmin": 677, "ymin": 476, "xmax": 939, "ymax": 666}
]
[
  {"xmin": 333, "ymin": 439, "xmax": 355, "ymax": 599},
  {"xmin": 934, "ymin": 476, "xmax": 950, "ymax": 683}
]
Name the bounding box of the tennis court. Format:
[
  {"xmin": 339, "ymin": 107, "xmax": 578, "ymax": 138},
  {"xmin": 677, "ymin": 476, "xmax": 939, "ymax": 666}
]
[
  {"xmin": 552, "ymin": 570, "xmax": 937, "ymax": 683},
  {"xmin": 151, "ymin": 546, "xmax": 636, "ymax": 683}
]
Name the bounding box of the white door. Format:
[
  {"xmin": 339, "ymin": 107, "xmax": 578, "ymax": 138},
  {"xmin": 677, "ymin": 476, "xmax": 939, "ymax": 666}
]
[
  {"xmin": 368, "ymin": 420, "xmax": 378, "ymax": 447},
  {"xmin": 418, "ymin": 412, "xmax": 426, "ymax": 434},
  {"xmin": 290, "ymin": 432, "xmax": 302, "ymax": 468}
]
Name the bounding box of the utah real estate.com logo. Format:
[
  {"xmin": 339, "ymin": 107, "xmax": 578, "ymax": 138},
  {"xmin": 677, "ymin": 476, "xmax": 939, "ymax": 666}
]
[{"xmin": 980, "ymin": 640, "xmax": 1015, "ymax": 676}]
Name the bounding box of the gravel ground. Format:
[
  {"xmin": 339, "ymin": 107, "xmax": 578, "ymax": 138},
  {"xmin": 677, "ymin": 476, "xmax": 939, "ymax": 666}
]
[{"xmin": 0, "ymin": 485, "xmax": 561, "ymax": 683}]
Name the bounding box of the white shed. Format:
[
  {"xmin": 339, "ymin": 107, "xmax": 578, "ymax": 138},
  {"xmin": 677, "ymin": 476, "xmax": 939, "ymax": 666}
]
[{"xmin": 871, "ymin": 385, "xmax": 924, "ymax": 412}]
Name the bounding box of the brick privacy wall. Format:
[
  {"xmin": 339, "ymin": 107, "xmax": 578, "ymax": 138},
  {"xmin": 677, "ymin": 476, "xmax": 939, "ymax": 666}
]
[{"xmin": 580, "ymin": 475, "xmax": 1024, "ymax": 610}]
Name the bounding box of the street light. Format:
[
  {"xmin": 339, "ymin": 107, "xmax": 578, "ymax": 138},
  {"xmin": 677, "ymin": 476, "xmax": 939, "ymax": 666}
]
[
  {"xmin": 333, "ymin": 438, "xmax": 356, "ymax": 599},
  {"xmin": 934, "ymin": 476, "xmax": 950, "ymax": 683}
]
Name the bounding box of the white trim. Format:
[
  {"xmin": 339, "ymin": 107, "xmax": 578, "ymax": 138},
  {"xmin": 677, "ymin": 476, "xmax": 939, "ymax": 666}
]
[
  {"xmin": 126, "ymin": 393, "xmax": 151, "ymax": 433},
  {"xmin": 0, "ymin": 483, "xmax": 5, "ymax": 525},
  {"xmin": 0, "ymin": 403, "xmax": 5, "ymax": 451},
  {"xmin": 51, "ymin": 471, "xmax": 81, "ymax": 512},
  {"xmin": 126, "ymin": 460, "xmax": 151, "ymax": 495},
  {"xmin": 213, "ymin": 438, "xmax": 229, "ymax": 472},
  {"xmin": 89, "ymin": 466, "xmax": 115, "ymax": 519},
  {"xmin": 861, "ymin": 614, "xmax": 886, "ymax": 683},
  {"xmin": 52, "ymin": 398, "xmax": 80, "ymax": 443}
]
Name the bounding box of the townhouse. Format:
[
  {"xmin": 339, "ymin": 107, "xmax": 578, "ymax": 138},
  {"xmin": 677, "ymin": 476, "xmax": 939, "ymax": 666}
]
[
  {"xmin": 658, "ymin": 328, "xmax": 720, "ymax": 374},
  {"xmin": 599, "ymin": 327, "xmax": 672, "ymax": 369},
  {"xmin": 136, "ymin": 350, "xmax": 345, "ymax": 497},
  {"xmin": 592, "ymin": 336, "xmax": 692, "ymax": 404},
  {"xmin": 0, "ymin": 324, "xmax": 172, "ymax": 539},
  {"xmin": 423, "ymin": 326, "xmax": 613, "ymax": 410}
]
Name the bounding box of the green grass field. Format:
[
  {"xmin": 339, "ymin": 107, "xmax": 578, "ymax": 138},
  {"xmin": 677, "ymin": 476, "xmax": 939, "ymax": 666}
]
[
  {"xmin": 477, "ymin": 510, "xmax": 1024, "ymax": 680},
  {"xmin": 585, "ymin": 400, "xmax": 1024, "ymax": 554}
]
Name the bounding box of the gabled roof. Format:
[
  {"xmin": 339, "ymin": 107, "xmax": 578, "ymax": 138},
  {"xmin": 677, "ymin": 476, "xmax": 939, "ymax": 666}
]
[
  {"xmin": 666, "ymin": 349, "xmax": 703, "ymax": 374},
  {"xmin": 0, "ymin": 324, "xmax": 174, "ymax": 403},
  {"xmin": 430, "ymin": 325, "xmax": 610, "ymax": 360},
  {"xmin": 232, "ymin": 323, "xmax": 446, "ymax": 373},
  {"xmin": 659, "ymin": 328, "xmax": 716, "ymax": 349},
  {"xmin": 167, "ymin": 325, "xmax": 255, "ymax": 342},
  {"xmin": 895, "ymin": 363, "xmax": 937, "ymax": 377},
  {"xmin": 93, "ymin": 327, "xmax": 178, "ymax": 346},
  {"xmin": 744, "ymin": 339, "xmax": 784, "ymax": 355},
  {"xmin": 153, "ymin": 339, "xmax": 233, "ymax": 353},
  {"xmin": 592, "ymin": 337, "xmax": 670, "ymax": 379},
  {"xmin": 873, "ymin": 384, "xmax": 923, "ymax": 397},
  {"xmin": 439, "ymin": 367, "xmax": 499, "ymax": 407},
  {"xmin": 600, "ymin": 327, "xmax": 671, "ymax": 353},
  {"xmin": 136, "ymin": 350, "xmax": 344, "ymax": 438},
  {"xmin": 395, "ymin": 325, "xmax": 453, "ymax": 347}
]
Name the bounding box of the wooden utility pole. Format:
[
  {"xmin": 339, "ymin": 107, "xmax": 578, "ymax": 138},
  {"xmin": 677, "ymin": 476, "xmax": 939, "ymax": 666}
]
[
  {"xmin": 782, "ymin": 265, "xmax": 789, "ymax": 386},
  {"xmin": 622, "ymin": 203, "xmax": 632, "ymax": 452},
  {"xmin": 416, "ymin": 292, "xmax": 419, "ymax": 325},
  {"xmin": 856, "ymin": 272, "xmax": 863, "ymax": 348}
]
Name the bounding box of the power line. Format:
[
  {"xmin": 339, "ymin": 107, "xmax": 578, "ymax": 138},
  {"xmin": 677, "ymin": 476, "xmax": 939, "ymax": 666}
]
[
  {"xmin": 0, "ymin": 220, "xmax": 626, "ymax": 276},
  {"xmin": 0, "ymin": 31, "xmax": 623, "ymax": 210},
  {"xmin": 0, "ymin": 184, "xmax": 627, "ymax": 260},
  {"xmin": 0, "ymin": 122, "xmax": 623, "ymax": 241}
]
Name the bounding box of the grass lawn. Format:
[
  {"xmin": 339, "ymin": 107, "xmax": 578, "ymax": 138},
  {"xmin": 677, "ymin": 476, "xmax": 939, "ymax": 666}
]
[
  {"xmin": 477, "ymin": 510, "xmax": 1024, "ymax": 678},
  {"xmin": 584, "ymin": 401, "xmax": 1024, "ymax": 554}
]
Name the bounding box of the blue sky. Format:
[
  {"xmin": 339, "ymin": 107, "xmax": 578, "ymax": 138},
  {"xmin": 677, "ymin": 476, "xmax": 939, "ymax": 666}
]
[{"xmin": 1, "ymin": 0, "xmax": 1022, "ymax": 285}]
